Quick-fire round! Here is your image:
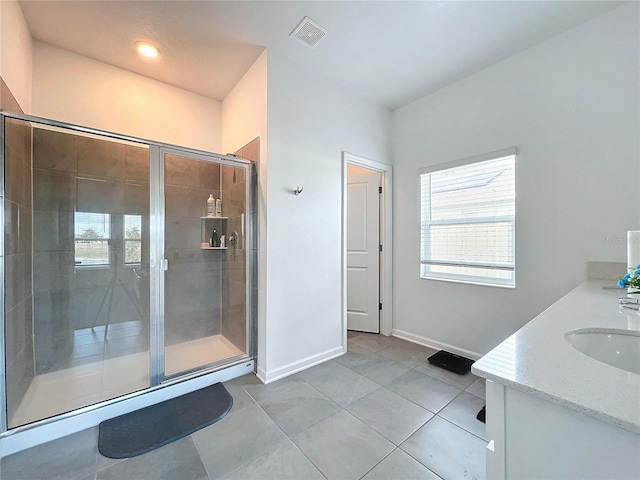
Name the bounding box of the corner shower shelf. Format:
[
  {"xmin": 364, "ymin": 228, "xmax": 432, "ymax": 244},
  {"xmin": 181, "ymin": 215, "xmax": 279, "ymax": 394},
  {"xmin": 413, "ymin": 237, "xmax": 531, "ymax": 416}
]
[{"xmin": 201, "ymin": 217, "xmax": 228, "ymax": 249}]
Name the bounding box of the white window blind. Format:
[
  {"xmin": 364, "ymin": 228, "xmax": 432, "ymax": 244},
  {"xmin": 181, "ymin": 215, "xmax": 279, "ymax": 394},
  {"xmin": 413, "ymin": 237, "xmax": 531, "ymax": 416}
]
[{"xmin": 419, "ymin": 149, "xmax": 516, "ymax": 287}]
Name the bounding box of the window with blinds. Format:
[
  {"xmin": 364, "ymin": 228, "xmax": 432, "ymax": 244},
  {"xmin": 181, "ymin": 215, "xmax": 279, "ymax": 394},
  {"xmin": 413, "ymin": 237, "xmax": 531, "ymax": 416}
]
[{"xmin": 419, "ymin": 148, "xmax": 516, "ymax": 287}]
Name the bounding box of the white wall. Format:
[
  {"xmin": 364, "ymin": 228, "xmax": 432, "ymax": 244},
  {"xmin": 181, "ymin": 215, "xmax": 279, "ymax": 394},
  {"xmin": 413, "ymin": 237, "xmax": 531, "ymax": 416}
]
[
  {"xmin": 32, "ymin": 42, "xmax": 222, "ymax": 151},
  {"xmin": 0, "ymin": 0, "xmax": 33, "ymax": 112},
  {"xmin": 220, "ymin": 51, "xmax": 268, "ymax": 377},
  {"xmin": 221, "ymin": 50, "xmax": 267, "ymax": 155},
  {"xmin": 262, "ymin": 51, "xmax": 391, "ymax": 381},
  {"xmin": 391, "ymin": 4, "xmax": 640, "ymax": 357}
]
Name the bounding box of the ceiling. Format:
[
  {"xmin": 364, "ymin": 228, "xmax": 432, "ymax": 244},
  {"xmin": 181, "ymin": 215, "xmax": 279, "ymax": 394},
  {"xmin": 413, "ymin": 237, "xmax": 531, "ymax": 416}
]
[{"xmin": 19, "ymin": 1, "xmax": 624, "ymax": 110}]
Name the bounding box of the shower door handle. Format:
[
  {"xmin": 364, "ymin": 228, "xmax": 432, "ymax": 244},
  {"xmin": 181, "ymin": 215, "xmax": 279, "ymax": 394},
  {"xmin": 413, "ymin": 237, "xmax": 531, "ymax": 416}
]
[{"xmin": 161, "ymin": 259, "xmax": 169, "ymax": 271}]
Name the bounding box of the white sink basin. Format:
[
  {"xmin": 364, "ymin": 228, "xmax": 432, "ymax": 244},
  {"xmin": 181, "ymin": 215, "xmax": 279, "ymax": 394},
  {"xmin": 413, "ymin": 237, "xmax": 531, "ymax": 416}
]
[{"xmin": 565, "ymin": 328, "xmax": 640, "ymax": 375}]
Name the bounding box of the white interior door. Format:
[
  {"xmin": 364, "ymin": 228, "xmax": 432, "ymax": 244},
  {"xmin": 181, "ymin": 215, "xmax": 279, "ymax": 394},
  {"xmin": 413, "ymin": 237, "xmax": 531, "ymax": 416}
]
[{"xmin": 347, "ymin": 170, "xmax": 380, "ymax": 333}]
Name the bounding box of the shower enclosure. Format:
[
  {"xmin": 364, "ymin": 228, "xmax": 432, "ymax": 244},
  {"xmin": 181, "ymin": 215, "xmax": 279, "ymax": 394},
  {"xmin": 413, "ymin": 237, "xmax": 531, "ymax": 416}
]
[{"xmin": 0, "ymin": 113, "xmax": 255, "ymax": 433}]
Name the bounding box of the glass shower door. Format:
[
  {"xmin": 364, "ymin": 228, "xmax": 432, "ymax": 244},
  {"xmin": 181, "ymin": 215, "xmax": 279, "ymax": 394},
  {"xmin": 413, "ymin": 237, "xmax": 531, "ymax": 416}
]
[
  {"xmin": 2, "ymin": 112, "xmax": 255, "ymax": 432},
  {"xmin": 162, "ymin": 150, "xmax": 248, "ymax": 378},
  {"xmin": 4, "ymin": 119, "xmax": 151, "ymax": 429}
]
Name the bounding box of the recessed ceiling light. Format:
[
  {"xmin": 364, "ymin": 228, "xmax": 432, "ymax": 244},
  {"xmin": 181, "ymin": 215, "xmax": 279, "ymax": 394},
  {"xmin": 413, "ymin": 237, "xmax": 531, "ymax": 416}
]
[{"xmin": 136, "ymin": 42, "xmax": 159, "ymax": 59}]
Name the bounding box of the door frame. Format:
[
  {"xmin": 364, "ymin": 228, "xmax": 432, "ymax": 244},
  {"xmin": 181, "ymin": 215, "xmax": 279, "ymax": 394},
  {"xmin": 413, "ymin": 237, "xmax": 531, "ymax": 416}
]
[
  {"xmin": 342, "ymin": 152, "xmax": 393, "ymax": 348},
  {"xmin": 154, "ymin": 146, "xmax": 255, "ymax": 384}
]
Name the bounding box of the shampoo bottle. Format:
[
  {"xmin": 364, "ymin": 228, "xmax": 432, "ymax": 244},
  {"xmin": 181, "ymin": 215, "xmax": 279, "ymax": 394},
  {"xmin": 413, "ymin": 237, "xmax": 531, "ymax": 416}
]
[
  {"xmin": 215, "ymin": 198, "xmax": 222, "ymax": 217},
  {"xmin": 207, "ymin": 194, "xmax": 215, "ymax": 217}
]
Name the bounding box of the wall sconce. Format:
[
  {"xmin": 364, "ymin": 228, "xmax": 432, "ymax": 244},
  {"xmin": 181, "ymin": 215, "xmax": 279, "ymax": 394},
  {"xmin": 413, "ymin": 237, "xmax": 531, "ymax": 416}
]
[{"xmin": 293, "ymin": 186, "xmax": 303, "ymax": 196}]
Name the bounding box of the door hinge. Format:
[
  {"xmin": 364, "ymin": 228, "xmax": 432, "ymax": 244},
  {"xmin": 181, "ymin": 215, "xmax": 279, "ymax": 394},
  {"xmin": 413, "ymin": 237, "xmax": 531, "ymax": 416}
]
[
  {"xmin": 379, "ymin": 244, "xmax": 383, "ymax": 253},
  {"xmin": 378, "ymin": 186, "xmax": 382, "ymax": 194},
  {"xmin": 379, "ymin": 302, "xmax": 383, "ymax": 310}
]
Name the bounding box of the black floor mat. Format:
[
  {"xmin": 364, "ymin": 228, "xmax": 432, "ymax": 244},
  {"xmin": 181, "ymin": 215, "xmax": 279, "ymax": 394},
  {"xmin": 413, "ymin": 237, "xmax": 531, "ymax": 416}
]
[
  {"xmin": 98, "ymin": 382, "xmax": 233, "ymax": 459},
  {"xmin": 427, "ymin": 350, "xmax": 474, "ymax": 375},
  {"xmin": 477, "ymin": 405, "xmax": 486, "ymax": 423}
]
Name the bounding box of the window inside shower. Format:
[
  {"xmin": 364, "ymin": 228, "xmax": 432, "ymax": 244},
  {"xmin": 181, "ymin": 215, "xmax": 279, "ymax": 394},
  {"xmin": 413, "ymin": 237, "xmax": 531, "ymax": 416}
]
[{"xmin": 2, "ymin": 116, "xmax": 254, "ymax": 430}]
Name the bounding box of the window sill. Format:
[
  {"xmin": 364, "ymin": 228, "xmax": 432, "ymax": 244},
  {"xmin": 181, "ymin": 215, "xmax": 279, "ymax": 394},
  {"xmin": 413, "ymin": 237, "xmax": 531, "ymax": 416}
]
[{"xmin": 421, "ymin": 274, "xmax": 515, "ymax": 289}]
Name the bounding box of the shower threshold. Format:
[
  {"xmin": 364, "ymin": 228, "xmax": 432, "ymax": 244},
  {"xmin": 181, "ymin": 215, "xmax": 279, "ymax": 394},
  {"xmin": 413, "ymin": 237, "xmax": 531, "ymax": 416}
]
[{"xmin": 9, "ymin": 334, "xmax": 242, "ymax": 428}]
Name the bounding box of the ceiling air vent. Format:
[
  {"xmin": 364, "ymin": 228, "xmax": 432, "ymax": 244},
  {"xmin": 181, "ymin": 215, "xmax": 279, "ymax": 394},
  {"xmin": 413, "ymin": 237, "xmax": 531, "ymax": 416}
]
[{"xmin": 290, "ymin": 16, "xmax": 327, "ymax": 48}]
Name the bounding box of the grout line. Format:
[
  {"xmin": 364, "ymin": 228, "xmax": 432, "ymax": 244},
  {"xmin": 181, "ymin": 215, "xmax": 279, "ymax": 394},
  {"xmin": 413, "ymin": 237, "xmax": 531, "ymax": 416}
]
[
  {"xmin": 396, "ymin": 444, "xmax": 445, "ymax": 480},
  {"xmin": 243, "ymin": 391, "xmax": 329, "ymax": 480},
  {"xmin": 435, "ymin": 415, "xmax": 489, "ymax": 443},
  {"xmin": 357, "ymin": 446, "xmax": 397, "ymax": 479},
  {"xmin": 91, "ymin": 337, "xmax": 485, "ymax": 479}
]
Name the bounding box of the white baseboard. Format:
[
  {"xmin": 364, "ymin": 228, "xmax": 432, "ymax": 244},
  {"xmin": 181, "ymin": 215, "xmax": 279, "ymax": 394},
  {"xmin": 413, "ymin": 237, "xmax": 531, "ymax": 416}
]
[
  {"xmin": 391, "ymin": 329, "xmax": 482, "ymax": 361},
  {"xmin": 261, "ymin": 346, "xmax": 345, "ymax": 384},
  {"xmin": 256, "ymin": 366, "xmax": 267, "ymax": 384}
]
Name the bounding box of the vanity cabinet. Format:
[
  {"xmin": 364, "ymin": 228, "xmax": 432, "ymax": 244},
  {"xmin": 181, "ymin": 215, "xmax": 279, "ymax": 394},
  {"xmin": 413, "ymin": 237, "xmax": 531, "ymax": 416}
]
[
  {"xmin": 200, "ymin": 216, "xmax": 228, "ymax": 250},
  {"xmin": 485, "ymin": 379, "xmax": 640, "ymax": 480}
]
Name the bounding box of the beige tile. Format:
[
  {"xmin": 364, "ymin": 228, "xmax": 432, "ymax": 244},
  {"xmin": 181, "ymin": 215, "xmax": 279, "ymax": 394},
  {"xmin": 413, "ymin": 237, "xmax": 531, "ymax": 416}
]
[
  {"xmin": 76, "ymin": 176, "xmax": 125, "ymax": 214},
  {"xmin": 5, "ymin": 200, "xmax": 19, "ymax": 255},
  {"xmin": 239, "ymin": 137, "xmax": 259, "ymax": 162},
  {"xmin": 77, "ymin": 136, "xmax": 126, "ymax": 179},
  {"xmin": 165, "ymin": 154, "xmax": 201, "ymax": 187},
  {"xmin": 33, "ymin": 168, "xmax": 77, "ymax": 212},
  {"xmin": 125, "ymin": 144, "xmax": 149, "ymax": 181},
  {"xmin": 125, "ymin": 181, "xmax": 149, "ymax": 215},
  {"xmin": 165, "ymin": 185, "xmax": 214, "ymax": 218},
  {"xmin": 199, "ymin": 160, "xmax": 221, "ymax": 190},
  {"xmin": 33, "ymin": 127, "xmax": 77, "ymax": 172},
  {"xmin": 5, "ymin": 118, "xmax": 32, "ymax": 206}
]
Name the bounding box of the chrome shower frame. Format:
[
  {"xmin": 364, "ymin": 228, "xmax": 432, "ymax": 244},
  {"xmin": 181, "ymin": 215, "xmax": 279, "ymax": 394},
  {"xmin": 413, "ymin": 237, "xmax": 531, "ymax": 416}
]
[{"xmin": 0, "ymin": 111, "xmax": 257, "ymax": 453}]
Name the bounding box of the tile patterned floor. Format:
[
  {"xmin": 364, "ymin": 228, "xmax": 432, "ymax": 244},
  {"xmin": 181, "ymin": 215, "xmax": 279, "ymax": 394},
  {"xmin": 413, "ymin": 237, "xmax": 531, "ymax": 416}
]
[{"xmin": 0, "ymin": 333, "xmax": 487, "ymax": 480}]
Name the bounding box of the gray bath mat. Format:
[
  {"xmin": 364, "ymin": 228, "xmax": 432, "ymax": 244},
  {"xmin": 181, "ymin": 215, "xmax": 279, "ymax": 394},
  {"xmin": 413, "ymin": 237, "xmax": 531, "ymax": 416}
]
[{"xmin": 98, "ymin": 382, "xmax": 233, "ymax": 458}]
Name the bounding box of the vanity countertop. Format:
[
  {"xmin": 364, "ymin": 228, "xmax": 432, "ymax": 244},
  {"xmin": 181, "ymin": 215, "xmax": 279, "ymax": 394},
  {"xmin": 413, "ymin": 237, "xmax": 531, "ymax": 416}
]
[{"xmin": 472, "ymin": 280, "xmax": 640, "ymax": 434}]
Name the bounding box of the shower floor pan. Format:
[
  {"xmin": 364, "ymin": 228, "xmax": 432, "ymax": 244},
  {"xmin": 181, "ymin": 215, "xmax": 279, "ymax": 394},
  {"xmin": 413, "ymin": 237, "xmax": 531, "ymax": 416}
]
[{"xmin": 9, "ymin": 334, "xmax": 242, "ymax": 428}]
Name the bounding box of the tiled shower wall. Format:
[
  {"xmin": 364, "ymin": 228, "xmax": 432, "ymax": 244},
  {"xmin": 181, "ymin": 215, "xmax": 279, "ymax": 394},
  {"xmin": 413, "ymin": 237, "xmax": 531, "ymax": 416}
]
[
  {"xmin": 164, "ymin": 155, "xmax": 223, "ymax": 346},
  {"xmin": 32, "ymin": 127, "xmax": 150, "ymax": 374},
  {"xmin": 2, "ymin": 78, "xmax": 35, "ymax": 422},
  {"xmin": 222, "ymin": 137, "xmax": 259, "ymax": 351}
]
